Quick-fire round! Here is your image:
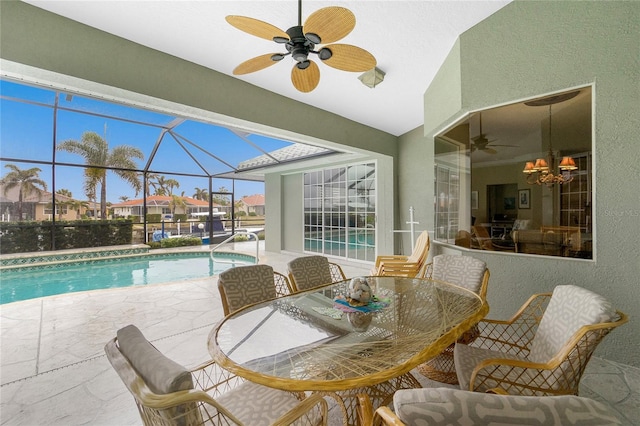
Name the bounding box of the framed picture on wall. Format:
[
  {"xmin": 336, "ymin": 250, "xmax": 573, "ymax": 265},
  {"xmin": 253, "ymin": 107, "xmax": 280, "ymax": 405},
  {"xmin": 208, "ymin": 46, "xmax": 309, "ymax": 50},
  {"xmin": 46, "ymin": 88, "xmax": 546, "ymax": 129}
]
[
  {"xmin": 519, "ymin": 189, "xmax": 530, "ymax": 209},
  {"xmin": 471, "ymin": 191, "xmax": 478, "ymax": 210}
]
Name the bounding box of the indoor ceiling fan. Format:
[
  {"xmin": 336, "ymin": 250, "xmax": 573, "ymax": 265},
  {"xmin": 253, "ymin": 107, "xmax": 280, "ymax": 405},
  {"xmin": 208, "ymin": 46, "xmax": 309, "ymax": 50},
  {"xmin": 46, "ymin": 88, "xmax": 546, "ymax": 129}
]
[
  {"xmin": 226, "ymin": 0, "xmax": 376, "ymax": 93},
  {"xmin": 470, "ymin": 113, "xmax": 517, "ymax": 154}
]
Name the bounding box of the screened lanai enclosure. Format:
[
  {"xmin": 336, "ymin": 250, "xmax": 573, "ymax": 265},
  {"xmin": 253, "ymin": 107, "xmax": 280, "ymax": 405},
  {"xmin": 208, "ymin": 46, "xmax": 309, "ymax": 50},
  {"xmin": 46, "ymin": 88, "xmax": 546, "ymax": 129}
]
[{"xmin": 0, "ymin": 77, "xmax": 342, "ymax": 253}]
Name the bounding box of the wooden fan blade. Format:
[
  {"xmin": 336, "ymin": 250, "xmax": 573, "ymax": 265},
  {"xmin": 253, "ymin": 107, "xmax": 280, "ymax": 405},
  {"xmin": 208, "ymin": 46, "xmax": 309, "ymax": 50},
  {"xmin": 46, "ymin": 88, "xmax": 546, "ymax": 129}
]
[
  {"xmin": 484, "ymin": 148, "xmax": 498, "ymax": 155},
  {"xmin": 321, "ymin": 44, "xmax": 376, "ymax": 72},
  {"xmin": 226, "ymin": 16, "xmax": 288, "ymax": 41},
  {"xmin": 303, "ymin": 7, "xmax": 355, "ymax": 44},
  {"xmin": 291, "ymin": 61, "xmax": 320, "ymax": 93},
  {"xmin": 233, "ymin": 53, "xmax": 280, "ymax": 75}
]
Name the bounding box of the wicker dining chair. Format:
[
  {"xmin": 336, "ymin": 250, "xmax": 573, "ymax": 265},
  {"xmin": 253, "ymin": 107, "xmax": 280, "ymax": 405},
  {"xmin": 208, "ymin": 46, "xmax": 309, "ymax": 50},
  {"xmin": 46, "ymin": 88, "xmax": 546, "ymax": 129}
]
[
  {"xmin": 372, "ymin": 231, "xmax": 430, "ymax": 277},
  {"xmin": 218, "ymin": 264, "xmax": 293, "ymax": 316},
  {"xmin": 417, "ymin": 255, "xmax": 489, "ymax": 384},
  {"xmin": 105, "ymin": 324, "xmax": 332, "ymax": 426},
  {"xmin": 454, "ymin": 285, "xmax": 628, "ymax": 396},
  {"xmin": 287, "ymin": 255, "xmax": 346, "ymax": 292},
  {"xmin": 357, "ymin": 388, "xmax": 622, "ymax": 425}
]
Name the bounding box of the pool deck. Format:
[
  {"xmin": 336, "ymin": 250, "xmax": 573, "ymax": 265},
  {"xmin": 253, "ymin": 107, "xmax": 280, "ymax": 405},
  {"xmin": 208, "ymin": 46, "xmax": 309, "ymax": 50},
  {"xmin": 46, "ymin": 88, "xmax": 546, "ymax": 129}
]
[{"xmin": 1, "ymin": 242, "xmax": 639, "ymax": 425}]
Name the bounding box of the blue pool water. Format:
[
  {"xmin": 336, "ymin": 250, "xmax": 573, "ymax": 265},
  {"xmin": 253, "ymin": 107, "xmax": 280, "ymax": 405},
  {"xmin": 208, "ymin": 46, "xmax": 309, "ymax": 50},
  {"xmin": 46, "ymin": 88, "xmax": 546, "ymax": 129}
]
[{"xmin": 0, "ymin": 252, "xmax": 255, "ymax": 304}]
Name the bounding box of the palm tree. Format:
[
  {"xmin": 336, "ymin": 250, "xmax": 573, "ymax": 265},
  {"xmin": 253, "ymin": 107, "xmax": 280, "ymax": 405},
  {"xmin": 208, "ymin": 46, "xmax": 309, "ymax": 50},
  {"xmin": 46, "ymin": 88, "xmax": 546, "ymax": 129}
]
[
  {"xmin": 168, "ymin": 194, "xmax": 186, "ymax": 217},
  {"xmin": 119, "ymin": 195, "xmax": 129, "ymax": 202},
  {"xmin": 58, "ymin": 131, "xmax": 143, "ymax": 220},
  {"xmin": 69, "ymin": 199, "xmax": 89, "ymax": 219},
  {"xmin": 164, "ymin": 178, "xmax": 180, "ymax": 196},
  {"xmin": 145, "ymin": 172, "xmax": 162, "ymax": 196},
  {"xmin": 56, "ymin": 188, "xmax": 73, "ymax": 197},
  {"xmin": 0, "ymin": 164, "xmax": 48, "ymax": 220},
  {"xmin": 193, "ymin": 187, "xmax": 209, "ymax": 201}
]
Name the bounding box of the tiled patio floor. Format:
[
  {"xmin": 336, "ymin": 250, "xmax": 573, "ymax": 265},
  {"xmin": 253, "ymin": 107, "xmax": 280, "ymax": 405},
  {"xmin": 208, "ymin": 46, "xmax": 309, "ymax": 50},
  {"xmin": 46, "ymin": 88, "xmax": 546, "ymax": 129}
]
[{"xmin": 1, "ymin": 242, "xmax": 638, "ymax": 425}]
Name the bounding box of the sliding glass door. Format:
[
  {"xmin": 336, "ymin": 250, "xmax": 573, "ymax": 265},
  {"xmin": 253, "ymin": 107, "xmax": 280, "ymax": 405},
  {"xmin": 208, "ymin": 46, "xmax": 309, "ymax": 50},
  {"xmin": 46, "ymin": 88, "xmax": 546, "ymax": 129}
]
[{"xmin": 303, "ymin": 162, "xmax": 376, "ymax": 262}]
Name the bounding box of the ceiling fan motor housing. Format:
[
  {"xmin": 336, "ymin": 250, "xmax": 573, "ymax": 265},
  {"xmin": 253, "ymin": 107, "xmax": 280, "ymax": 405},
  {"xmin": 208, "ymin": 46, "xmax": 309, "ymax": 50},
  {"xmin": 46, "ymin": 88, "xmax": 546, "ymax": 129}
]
[{"xmin": 286, "ymin": 26, "xmax": 315, "ymax": 62}]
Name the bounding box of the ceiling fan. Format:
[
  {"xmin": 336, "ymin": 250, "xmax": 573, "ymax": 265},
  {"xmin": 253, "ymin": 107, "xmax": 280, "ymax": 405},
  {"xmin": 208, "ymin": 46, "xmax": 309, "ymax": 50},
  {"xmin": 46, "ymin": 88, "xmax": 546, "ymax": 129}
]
[
  {"xmin": 226, "ymin": 0, "xmax": 376, "ymax": 93},
  {"xmin": 470, "ymin": 113, "xmax": 517, "ymax": 154}
]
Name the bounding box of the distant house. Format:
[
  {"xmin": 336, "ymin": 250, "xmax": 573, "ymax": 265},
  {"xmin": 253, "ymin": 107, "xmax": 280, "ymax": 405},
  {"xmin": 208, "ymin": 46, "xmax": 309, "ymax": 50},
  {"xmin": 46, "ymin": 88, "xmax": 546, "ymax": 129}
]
[
  {"xmin": 238, "ymin": 194, "xmax": 265, "ymax": 216},
  {"xmin": 111, "ymin": 195, "xmax": 229, "ymax": 220},
  {"xmin": 0, "ymin": 184, "xmax": 91, "ymax": 221}
]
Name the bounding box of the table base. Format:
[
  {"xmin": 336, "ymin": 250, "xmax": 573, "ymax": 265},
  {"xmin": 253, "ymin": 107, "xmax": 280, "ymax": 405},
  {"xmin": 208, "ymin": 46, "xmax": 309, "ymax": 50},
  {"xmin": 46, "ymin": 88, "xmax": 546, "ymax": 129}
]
[{"xmin": 318, "ymin": 372, "xmax": 421, "ymax": 426}]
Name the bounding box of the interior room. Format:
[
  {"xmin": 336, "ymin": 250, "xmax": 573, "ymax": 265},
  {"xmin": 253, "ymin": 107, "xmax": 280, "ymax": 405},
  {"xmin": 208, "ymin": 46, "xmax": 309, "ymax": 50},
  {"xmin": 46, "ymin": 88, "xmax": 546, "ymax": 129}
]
[{"xmin": 1, "ymin": 1, "xmax": 638, "ymax": 425}]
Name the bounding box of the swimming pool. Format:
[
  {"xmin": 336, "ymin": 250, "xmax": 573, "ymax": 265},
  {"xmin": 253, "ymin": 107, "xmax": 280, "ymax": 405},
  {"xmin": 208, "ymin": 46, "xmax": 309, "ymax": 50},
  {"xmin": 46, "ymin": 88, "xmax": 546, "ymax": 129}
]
[{"xmin": 0, "ymin": 252, "xmax": 255, "ymax": 304}]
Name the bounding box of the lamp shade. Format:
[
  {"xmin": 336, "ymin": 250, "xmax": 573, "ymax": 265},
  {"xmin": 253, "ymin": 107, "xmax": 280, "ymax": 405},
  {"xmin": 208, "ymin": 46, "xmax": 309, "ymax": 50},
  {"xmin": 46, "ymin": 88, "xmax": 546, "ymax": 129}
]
[
  {"xmin": 523, "ymin": 162, "xmax": 535, "ymax": 174},
  {"xmin": 533, "ymin": 158, "xmax": 548, "ymax": 171},
  {"xmin": 559, "ymin": 156, "xmax": 578, "ymax": 170}
]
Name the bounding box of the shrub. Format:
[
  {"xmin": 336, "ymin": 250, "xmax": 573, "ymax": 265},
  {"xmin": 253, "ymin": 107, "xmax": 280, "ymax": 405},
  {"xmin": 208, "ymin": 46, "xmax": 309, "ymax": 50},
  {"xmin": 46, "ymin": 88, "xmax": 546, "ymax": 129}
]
[
  {"xmin": 146, "ymin": 213, "xmax": 162, "ymax": 223},
  {"xmin": 156, "ymin": 236, "xmax": 202, "ymax": 249},
  {"xmin": 0, "ymin": 220, "xmax": 133, "ymax": 254}
]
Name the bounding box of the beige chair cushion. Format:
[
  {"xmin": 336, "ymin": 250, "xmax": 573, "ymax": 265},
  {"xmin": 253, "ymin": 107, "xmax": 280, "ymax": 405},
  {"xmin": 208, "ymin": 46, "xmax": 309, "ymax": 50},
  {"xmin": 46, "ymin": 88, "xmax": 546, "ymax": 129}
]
[
  {"xmin": 116, "ymin": 324, "xmax": 193, "ymax": 394},
  {"xmin": 529, "ymin": 285, "xmax": 615, "ymax": 363},
  {"xmin": 288, "ymin": 256, "xmax": 333, "ymax": 291},
  {"xmin": 432, "ymin": 254, "xmax": 486, "ymax": 294},
  {"xmin": 218, "ymin": 264, "xmax": 277, "ymax": 313},
  {"xmin": 217, "ymin": 381, "xmax": 319, "ymax": 426},
  {"xmin": 394, "ymin": 388, "xmax": 621, "ymax": 425}
]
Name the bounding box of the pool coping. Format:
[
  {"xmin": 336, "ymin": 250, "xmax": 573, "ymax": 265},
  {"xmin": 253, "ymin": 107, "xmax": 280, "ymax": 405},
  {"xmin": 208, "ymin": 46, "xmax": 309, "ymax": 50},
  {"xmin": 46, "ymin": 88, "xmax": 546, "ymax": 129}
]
[
  {"xmin": 0, "ymin": 245, "xmax": 257, "ymax": 271},
  {"xmin": 0, "ymin": 244, "xmax": 151, "ymax": 270}
]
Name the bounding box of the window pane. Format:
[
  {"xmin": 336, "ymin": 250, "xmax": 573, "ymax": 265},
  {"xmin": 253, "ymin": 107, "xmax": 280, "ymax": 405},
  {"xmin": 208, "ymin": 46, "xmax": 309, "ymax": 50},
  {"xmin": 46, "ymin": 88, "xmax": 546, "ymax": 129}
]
[{"xmin": 434, "ymin": 87, "xmax": 593, "ymax": 259}]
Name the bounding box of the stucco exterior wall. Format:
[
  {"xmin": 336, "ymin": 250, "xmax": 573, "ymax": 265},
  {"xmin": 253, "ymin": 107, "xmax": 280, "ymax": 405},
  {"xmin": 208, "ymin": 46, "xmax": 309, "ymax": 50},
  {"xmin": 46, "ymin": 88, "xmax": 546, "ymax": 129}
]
[{"xmin": 410, "ymin": 1, "xmax": 639, "ymax": 366}]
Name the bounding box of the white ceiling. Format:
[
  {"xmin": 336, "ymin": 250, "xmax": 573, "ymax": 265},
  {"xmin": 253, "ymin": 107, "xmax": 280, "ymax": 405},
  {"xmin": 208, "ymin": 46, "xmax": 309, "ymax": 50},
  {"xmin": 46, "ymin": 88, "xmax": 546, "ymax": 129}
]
[{"xmin": 24, "ymin": 0, "xmax": 511, "ymax": 137}]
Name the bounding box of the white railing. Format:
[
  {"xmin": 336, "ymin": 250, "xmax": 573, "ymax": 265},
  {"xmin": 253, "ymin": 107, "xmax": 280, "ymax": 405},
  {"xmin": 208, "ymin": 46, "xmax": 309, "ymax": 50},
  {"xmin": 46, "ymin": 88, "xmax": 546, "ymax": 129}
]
[{"xmin": 210, "ymin": 231, "xmax": 259, "ymax": 264}]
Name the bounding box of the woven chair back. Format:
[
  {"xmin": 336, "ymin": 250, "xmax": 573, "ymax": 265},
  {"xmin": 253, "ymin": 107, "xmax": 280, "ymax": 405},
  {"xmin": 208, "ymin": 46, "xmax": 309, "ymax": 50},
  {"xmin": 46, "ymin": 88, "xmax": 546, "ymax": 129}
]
[
  {"xmin": 218, "ymin": 264, "xmax": 277, "ymax": 315},
  {"xmin": 288, "ymin": 255, "xmax": 334, "ymax": 292}
]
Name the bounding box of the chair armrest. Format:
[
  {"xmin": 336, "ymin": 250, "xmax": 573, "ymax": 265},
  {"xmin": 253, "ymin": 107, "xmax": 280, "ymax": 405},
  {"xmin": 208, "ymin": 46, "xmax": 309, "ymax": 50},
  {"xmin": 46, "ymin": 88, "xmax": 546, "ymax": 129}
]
[
  {"xmin": 274, "ymin": 271, "xmax": 294, "ymax": 295},
  {"xmin": 329, "ymin": 262, "xmax": 347, "ymax": 282},
  {"xmin": 190, "ymin": 359, "xmax": 244, "ymax": 397},
  {"xmin": 272, "ymin": 393, "xmax": 330, "ymax": 425},
  {"xmin": 375, "ymin": 255, "xmax": 409, "ymax": 267},
  {"xmin": 469, "ymin": 356, "xmax": 565, "ymax": 396},
  {"xmin": 471, "ymin": 293, "xmax": 552, "ymax": 355},
  {"xmin": 357, "ymin": 393, "xmax": 405, "ymax": 426}
]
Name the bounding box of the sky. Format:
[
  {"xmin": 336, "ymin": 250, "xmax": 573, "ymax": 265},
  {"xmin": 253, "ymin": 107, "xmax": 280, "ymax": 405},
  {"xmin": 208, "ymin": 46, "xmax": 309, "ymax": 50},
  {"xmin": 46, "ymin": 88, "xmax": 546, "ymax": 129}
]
[{"xmin": 0, "ymin": 78, "xmax": 293, "ymax": 203}]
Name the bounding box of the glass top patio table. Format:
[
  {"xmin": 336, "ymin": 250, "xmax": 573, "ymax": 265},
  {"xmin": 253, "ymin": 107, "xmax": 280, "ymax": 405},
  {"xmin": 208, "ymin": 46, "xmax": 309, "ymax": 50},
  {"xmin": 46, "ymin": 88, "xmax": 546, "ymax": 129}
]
[{"xmin": 208, "ymin": 276, "xmax": 488, "ymax": 392}]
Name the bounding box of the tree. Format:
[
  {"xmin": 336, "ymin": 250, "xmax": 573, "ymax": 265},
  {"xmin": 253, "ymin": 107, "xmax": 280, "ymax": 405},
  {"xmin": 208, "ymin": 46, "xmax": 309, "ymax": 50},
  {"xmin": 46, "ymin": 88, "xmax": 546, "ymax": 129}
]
[
  {"xmin": 164, "ymin": 178, "xmax": 180, "ymax": 196},
  {"xmin": 56, "ymin": 188, "xmax": 73, "ymax": 197},
  {"xmin": 150, "ymin": 175, "xmax": 179, "ymax": 196},
  {"xmin": 119, "ymin": 195, "xmax": 129, "ymax": 202},
  {"xmin": 144, "ymin": 172, "xmax": 162, "ymax": 196},
  {"xmin": 212, "ymin": 186, "xmax": 231, "ymax": 205},
  {"xmin": 193, "ymin": 187, "xmax": 209, "ymax": 201},
  {"xmin": 0, "ymin": 164, "xmax": 48, "ymax": 220},
  {"xmin": 168, "ymin": 194, "xmax": 186, "ymax": 217},
  {"xmin": 69, "ymin": 199, "xmax": 89, "ymax": 218},
  {"xmin": 58, "ymin": 131, "xmax": 143, "ymax": 220}
]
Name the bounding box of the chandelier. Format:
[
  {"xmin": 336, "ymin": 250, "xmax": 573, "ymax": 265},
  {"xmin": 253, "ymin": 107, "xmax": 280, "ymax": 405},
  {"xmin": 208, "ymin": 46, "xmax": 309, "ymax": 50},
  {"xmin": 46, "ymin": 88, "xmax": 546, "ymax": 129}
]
[{"xmin": 522, "ymin": 102, "xmax": 577, "ymax": 187}]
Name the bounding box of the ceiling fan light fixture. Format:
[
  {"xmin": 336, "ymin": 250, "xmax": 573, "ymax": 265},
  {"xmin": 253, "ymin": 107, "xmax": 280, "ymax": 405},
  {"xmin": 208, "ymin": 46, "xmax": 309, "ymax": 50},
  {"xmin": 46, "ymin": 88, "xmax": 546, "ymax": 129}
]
[
  {"xmin": 271, "ymin": 53, "xmax": 285, "ymax": 61},
  {"xmin": 305, "ymin": 32, "xmax": 321, "ymax": 44},
  {"xmin": 292, "ymin": 47, "xmax": 308, "ymax": 62},
  {"xmin": 296, "ymin": 60, "xmax": 311, "ymax": 70},
  {"xmin": 358, "ymin": 67, "xmax": 385, "ymax": 88},
  {"xmin": 273, "ymin": 36, "xmax": 289, "ymax": 44},
  {"xmin": 318, "ymin": 47, "xmax": 332, "ymax": 60}
]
